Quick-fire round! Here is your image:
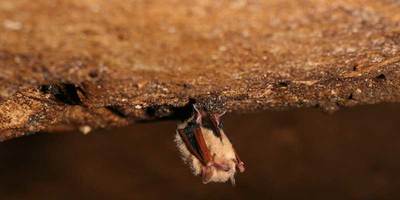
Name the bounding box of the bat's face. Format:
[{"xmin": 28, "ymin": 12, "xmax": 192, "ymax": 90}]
[{"xmin": 175, "ymin": 105, "xmax": 245, "ymax": 185}]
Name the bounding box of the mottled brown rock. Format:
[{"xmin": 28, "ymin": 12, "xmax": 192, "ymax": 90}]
[{"xmin": 1, "ymin": 0, "xmax": 400, "ymax": 141}]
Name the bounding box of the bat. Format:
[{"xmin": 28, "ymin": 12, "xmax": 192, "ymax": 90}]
[{"xmin": 174, "ymin": 104, "xmax": 245, "ymax": 185}]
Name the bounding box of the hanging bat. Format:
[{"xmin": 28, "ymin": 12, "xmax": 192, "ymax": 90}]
[{"xmin": 174, "ymin": 105, "xmax": 245, "ymax": 185}]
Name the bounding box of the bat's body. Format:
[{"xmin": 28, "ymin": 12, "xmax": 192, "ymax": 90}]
[{"xmin": 175, "ymin": 105, "xmax": 245, "ymax": 184}]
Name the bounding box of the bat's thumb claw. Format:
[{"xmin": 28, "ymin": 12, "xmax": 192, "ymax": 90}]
[{"xmin": 237, "ymin": 162, "xmax": 245, "ymax": 173}]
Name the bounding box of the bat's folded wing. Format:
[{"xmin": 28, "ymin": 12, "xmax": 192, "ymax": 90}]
[{"xmin": 177, "ymin": 126, "xmax": 211, "ymax": 166}]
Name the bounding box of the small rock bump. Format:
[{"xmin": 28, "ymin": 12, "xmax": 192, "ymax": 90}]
[
  {"xmin": 135, "ymin": 105, "xmax": 142, "ymax": 109},
  {"xmin": 3, "ymin": 19, "xmax": 22, "ymax": 30},
  {"xmin": 79, "ymin": 125, "xmax": 92, "ymax": 135}
]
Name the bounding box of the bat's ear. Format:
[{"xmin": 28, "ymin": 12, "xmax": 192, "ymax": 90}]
[
  {"xmin": 214, "ymin": 111, "xmax": 226, "ymax": 123},
  {"xmin": 230, "ymin": 176, "xmax": 236, "ymax": 186},
  {"xmin": 201, "ymin": 167, "xmax": 213, "ymax": 184}
]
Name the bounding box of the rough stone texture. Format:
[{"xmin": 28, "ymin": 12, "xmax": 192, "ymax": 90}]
[{"xmin": 1, "ymin": 0, "xmax": 400, "ymax": 141}]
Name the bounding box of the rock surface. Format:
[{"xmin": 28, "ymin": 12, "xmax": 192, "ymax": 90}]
[{"xmin": 1, "ymin": 0, "xmax": 400, "ymax": 140}]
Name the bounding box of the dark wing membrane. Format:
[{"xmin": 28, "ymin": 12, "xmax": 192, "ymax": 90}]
[
  {"xmin": 178, "ymin": 122, "xmax": 206, "ymax": 165},
  {"xmin": 201, "ymin": 114, "xmax": 222, "ymax": 138},
  {"xmin": 178, "ymin": 122, "xmax": 210, "ymax": 165}
]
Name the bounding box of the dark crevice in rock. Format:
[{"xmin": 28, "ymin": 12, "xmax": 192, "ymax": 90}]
[
  {"xmin": 348, "ymin": 93, "xmax": 354, "ymax": 100},
  {"xmin": 375, "ymin": 74, "xmax": 386, "ymax": 80},
  {"xmin": 352, "ymin": 65, "xmax": 358, "ymax": 71},
  {"xmin": 276, "ymin": 80, "xmax": 290, "ymax": 88},
  {"xmin": 140, "ymin": 98, "xmax": 196, "ymax": 122},
  {"xmin": 39, "ymin": 83, "xmax": 84, "ymax": 105},
  {"xmin": 106, "ymin": 105, "xmax": 129, "ymax": 118}
]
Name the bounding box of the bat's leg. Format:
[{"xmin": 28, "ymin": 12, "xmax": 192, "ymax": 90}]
[
  {"xmin": 213, "ymin": 111, "xmax": 226, "ymax": 124},
  {"xmin": 193, "ymin": 105, "xmax": 203, "ymax": 124}
]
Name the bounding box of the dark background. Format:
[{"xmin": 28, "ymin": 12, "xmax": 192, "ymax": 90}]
[{"xmin": 1, "ymin": 104, "xmax": 400, "ymax": 200}]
